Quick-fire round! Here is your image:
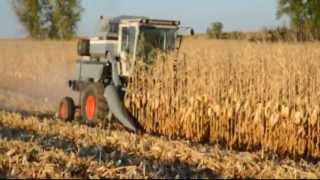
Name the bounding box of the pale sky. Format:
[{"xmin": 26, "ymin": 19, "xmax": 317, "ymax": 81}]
[{"xmin": 0, "ymin": 0, "xmax": 287, "ymax": 38}]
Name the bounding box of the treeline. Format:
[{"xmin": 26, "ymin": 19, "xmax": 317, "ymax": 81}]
[
  {"xmin": 207, "ymin": 0, "xmax": 320, "ymax": 42},
  {"xmin": 206, "ymin": 26, "xmax": 308, "ymax": 42}
]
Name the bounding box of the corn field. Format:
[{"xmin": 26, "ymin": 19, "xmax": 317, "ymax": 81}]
[
  {"xmin": 1, "ymin": 39, "xmax": 320, "ymax": 178},
  {"xmin": 125, "ymin": 38, "xmax": 320, "ymax": 159}
]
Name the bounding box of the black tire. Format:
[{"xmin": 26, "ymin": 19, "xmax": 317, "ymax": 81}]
[
  {"xmin": 58, "ymin": 97, "xmax": 75, "ymax": 121},
  {"xmin": 81, "ymin": 83, "xmax": 108, "ymax": 125}
]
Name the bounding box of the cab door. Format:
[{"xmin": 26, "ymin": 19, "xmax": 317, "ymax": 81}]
[{"xmin": 118, "ymin": 24, "xmax": 138, "ymax": 77}]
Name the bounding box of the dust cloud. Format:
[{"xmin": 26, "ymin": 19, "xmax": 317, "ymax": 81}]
[{"xmin": 0, "ymin": 40, "xmax": 78, "ymax": 113}]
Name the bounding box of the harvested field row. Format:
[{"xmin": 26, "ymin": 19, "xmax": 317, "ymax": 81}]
[
  {"xmin": 0, "ymin": 139, "xmax": 147, "ymax": 179},
  {"xmin": 0, "ymin": 112, "xmax": 220, "ymax": 178},
  {"xmin": 0, "ymin": 111, "xmax": 319, "ymax": 178},
  {"xmin": 125, "ymin": 40, "xmax": 320, "ymax": 159}
]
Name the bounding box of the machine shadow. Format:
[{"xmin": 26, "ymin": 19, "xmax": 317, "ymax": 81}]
[{"xmin": 0, "ymin": 107, "xmax": 55, "ymax": 120}]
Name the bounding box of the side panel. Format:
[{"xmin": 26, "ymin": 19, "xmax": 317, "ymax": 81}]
[
  {"xmin": 89, "ymin": 40, "xmax": 118, "ymax": 57},
  {"xmin": 75, "ymin": 61, "xmax": 105, "ymax": 82}
]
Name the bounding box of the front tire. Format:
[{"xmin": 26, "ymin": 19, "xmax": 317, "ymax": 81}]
[
  {"xmin": 58, "ymin": 97, "xmax": 75, "ymax": 121},
  {"xmin": 81, "ymin": 83, "xmax": 108, "ymax": 126}
]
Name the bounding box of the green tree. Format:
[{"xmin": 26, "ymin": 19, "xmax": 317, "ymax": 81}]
[
  {"xmin": 12, "ymin": 0, "xmax": 42, "ymax": 38},
  {"xmin": 49, "ymin": 0, "xmax": 83, "ymax": 39},
  {"xmin": 12, "ymin": 0, "xmax": 83, "ymax": 40},
  {"xmin": 277, "ymin": 0, "xmax": 320, "ymax": 41},
  {"xmin": 207, "ymin": 22, "xmax": 223, "ymax": 39},
  {"xmin": 306, "ymin": 0, "xmax": 320, "ymax": 40}
]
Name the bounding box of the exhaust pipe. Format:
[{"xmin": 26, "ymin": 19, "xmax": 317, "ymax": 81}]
[{"xmin": 104, "ymin": 84, "xmax": 138, "ymax": 133}]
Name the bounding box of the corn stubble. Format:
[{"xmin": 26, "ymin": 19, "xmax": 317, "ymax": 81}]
[{"xmin": 125, "ymin": 39, "xmax": 320, "ymax": 159}]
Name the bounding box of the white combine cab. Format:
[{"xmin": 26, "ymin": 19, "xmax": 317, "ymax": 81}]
[{"xmin": 89, "ymin": 16, "xmax": 181, "ymax": 76}]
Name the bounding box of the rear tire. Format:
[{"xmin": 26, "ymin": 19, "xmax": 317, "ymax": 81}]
[
  {"xmin": 81, "ymin": 83, "xmax": 108, "ymax": 126},
  {"xmin": 58, "ymin": 97, "xmax": 75, "ymax": 121}
]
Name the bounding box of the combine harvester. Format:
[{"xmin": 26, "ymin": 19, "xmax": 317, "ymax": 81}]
[{"xmin": 58, "ymin": 16, "xmax": 193, "ymax": 132}]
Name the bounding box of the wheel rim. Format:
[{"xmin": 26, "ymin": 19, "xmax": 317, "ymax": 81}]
[
  {"xmin": 59, "ymin": 103, "xmax": 66, "ymax": 119},
  {"xmin": 85, "ymin": 96, "xmax": 95, "ymax": 121}
]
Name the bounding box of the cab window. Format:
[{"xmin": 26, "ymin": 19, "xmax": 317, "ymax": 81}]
[{"xmin": 121, "ymin": 27, "xmax": 136, "ymax": 56}]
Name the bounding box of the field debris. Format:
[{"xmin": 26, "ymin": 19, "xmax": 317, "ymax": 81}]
[{"xmin": 0, "ymin": 111, "xmax": 319, "ymax": 178}]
